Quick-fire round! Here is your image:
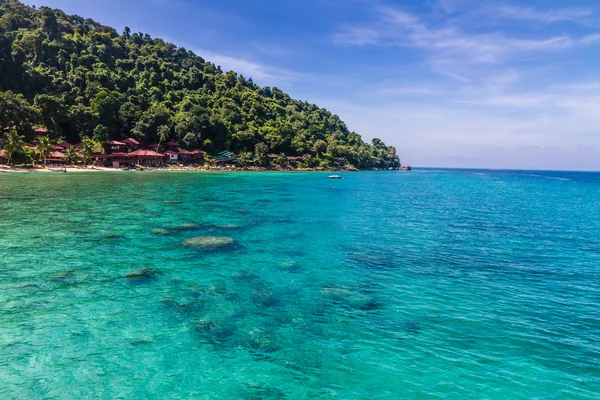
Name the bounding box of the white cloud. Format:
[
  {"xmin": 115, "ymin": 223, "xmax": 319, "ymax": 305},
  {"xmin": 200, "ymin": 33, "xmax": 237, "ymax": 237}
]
[
  {"xmin": 334, "ymin": 6, "xmax": 600, "ymax": 66},
  {"xmin": 181, "ymin": 47, "xmax": 307, "ymax": 89},
  {"xmin": 495, "ymin": 5, "xmax": 594, "ymax": 23}
]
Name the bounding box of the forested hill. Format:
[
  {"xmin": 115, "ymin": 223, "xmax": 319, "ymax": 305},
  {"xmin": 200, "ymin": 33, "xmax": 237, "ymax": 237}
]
[{"xmin": 0, "ymin": 0, "xmax": 401, "ymax": 169}]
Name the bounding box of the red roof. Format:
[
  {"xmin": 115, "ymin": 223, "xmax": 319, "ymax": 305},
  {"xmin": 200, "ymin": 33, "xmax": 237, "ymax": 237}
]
[
  {"xmin": 103, "ymin": 140, "xmax": 127, "ymax": 146},
  {"xmin": 35, "ymin": 127, "xmax": 51, "ymax": 133},
  {"xmin": 164, "ymin": 150, "xmax": 178, "ymax": 155},
  {"xmin": 191, "ymin": 150, "xmax": 206, "ymax": 154},
  {"xmin": 52, "ymin": 145, "xmax": 64, "ymax": 150},
  {"xmin": 164, "ymin": 141, "xmax": 179, "ymax": 146},
  {"xmin": 57, "ymin": 141, "xmax": 72, "ymax": 148},
  {"xmin": 129, "ymin": 149, "xmax": 165, "ymax": 158},
  {"xmin": 49, "ymin": 151, "xmax": 65, "ymax": 158},
  {"xmin": 122, "ymin": 138, "xmax": 140, "ymax": 145},
  {"xmin": 23, "ymin": 142, "xmax": 36, "ymax": 148},
  {"xmin": 178, "ymin": 149, "xmax": 192, "ymax": 155}
]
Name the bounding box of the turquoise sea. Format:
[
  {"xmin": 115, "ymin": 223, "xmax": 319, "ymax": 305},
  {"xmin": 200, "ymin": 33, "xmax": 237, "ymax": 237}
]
[{"xmin": 1, "ymin": 169, "xmax": 599, "ymax": 399}]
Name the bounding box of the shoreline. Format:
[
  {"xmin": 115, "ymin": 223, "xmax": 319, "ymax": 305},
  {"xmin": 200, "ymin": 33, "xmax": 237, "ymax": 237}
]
[{"xmin": 0, "ymin": 165, "xmax": 402, "ymax": 174}]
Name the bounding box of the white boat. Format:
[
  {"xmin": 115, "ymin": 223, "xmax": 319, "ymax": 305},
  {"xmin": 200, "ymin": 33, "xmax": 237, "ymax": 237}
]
[{"xmin": 328, "ymin": 175, "xmax": 342, "ymax": 179}]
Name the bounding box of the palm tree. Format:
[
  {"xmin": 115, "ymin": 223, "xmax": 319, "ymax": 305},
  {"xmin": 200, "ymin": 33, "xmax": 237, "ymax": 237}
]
[
  {"xmin": 35, "ymin": 135, "xmax": 53, "ymax": 166},
  {"xmin": 80, "ymin": 138, "xmax": 94, "ymax": 166},
  {"xmin": 63, "ymin": 146, "xmax": 79, "ymax": 166},
  {"xmin": 2, "ymin": 130, "xmax": 24, "ymax": 165}
]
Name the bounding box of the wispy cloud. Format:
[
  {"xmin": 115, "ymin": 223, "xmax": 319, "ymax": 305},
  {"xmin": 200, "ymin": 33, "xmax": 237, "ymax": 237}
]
[
  {"xmin": 185, "ymin": 48, "xmax": 306, "ymax": 87},
  {"xmin": 334, "ymin": 5, "xmax": 600, "ymax": 65},
  {"xmin": 494, "ymin": 5, "xmax": 594, "ymax": 23}
]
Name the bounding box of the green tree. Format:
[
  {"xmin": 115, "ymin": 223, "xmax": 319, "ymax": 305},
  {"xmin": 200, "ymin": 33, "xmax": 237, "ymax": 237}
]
[
  {"xmin": 254, "ymin": 142, "xmax": 268, "ymax": 167},
  {"xmin": 314, "ymin": 139, "xmax": 327, "ymax": 156},
  {"xmin": 274, "ymin": 153, "xmax": 288, "ymax": 168},
  {"xmin": 2, "ymin": 130, "xmax": 24, "ymax": 165},
  {"xmin": 80, "ymin": 137, "xmax": 95, "ymax": 165},
  {"xmin": 34, "ymin": 94, "xmax": 67, "ymax": 137},
  {"xmin": 35, "ymin": 135, "xmax": 53, "ymax": 166},
  {"xmin": 63, "ymin": 146, "xmax": 79, "ymax": 166}
]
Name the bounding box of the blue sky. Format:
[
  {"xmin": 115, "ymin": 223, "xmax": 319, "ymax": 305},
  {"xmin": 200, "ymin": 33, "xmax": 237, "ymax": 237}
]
[{"xmin": 22, "ymin": 0, "xmax": 600, "ymax": 170}]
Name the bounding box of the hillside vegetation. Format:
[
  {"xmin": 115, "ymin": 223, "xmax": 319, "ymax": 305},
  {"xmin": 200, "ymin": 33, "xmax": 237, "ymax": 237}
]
[{"xmin": 0, "ymin": 0, "xmax": 400, "ymax": 169}]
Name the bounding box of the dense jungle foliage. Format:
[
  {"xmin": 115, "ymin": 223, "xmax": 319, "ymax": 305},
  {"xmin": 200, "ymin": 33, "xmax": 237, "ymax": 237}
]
[{"xmin": 0, "ymin": 0, "xmax": 400, "ymax": 168}]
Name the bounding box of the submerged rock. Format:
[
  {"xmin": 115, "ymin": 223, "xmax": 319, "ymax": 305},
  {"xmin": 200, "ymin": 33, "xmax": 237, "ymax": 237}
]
[
  {"xmin": 50, "ymin": 269, "xmax": 76, "ymax": 282},
  {"xmin": 124, "ymin": 267, "xmax": 160, "ymax": 284},
  {"xmin": 169, "ymin": 223, "xmax": 200, "ymax": 232},
  {"xmin": 232, "ymin": 270, "xmax": 261, "ymax": 282},
  {"xmin": 193, "ymin": 319, "xmax": 237, "ymax": 343},
  {"xmin": 163, "ymin": 200, "xmax": 182, "ymax": 204},
  {"xmin": 214, "ymin": 224, "xmax": 241, "ymax": 230},
  {"xmin": 183, "ymin": 236, "xmax": 235, "ymax": 249},
  {"xmin": 403, "ymin": 319, "xmax": 422, "ymax": 335},
  {"xmin": 245, "ymin": 328, "xmax": 281, "ymax": 353},
  {"xmin": 103, "ymin": 233, "xmax": 125, "ymax": 239},
  {"xmin": 153, "ymin": 223, "xmax": 201, "ymax": 235},
  {"xmin": 252, "ymin": 290, "xmax": 280, "ymax": 308},
  {"xmin": 240, "ymin": 383, "xmax": 286, "ymax": 400},
  {"xmin": 280, "ymin": 261, "xmax": 302, "ymax": 273}
]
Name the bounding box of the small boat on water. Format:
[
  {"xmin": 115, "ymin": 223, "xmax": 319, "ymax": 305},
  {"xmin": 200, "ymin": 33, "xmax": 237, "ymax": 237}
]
[{"xmin": 329, "ymin": 175, "xmax": 342, "ymax": 179}]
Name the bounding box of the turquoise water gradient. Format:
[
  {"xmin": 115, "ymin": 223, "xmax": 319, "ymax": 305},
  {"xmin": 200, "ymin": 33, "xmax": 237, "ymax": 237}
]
[{"xmin": 1, "ymin": 170, "xmax": 599, "ymax": 399}]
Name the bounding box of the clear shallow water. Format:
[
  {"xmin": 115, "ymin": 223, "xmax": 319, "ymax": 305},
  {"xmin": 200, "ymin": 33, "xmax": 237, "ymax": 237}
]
[{"xmin": 1, "ymin": 169, "xmax": 599, "ymax": 399}]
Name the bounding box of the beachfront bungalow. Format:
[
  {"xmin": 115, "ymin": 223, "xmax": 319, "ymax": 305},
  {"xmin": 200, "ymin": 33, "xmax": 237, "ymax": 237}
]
[
  {"xmin": 122, "ymin": 138, "xmax": 141, "ymax": 151},
  {"xmin": 178, "ymin": 149, "xmax": 193, "ymax": 163},
  {"xmin": 191, "ymin": 149, "xmax": 206, "ymax": 161},
  {"xmin": 128, "ymin": 149, "xmax": 166, "ymax": 166},
  {"xmin": 287, "ymin": 156, "xmax": 305, "ymax": 165},
  {"xmin": 108, "ymin": 152, "xmax": 132, "ymax": 168},
  {"xmin": 102, "ymin": 140, "xmax": 128, "ymax": 154},
  {"xmin": 267, "ymin": 154, "xmax": 278, "ymax": 162},
  {"xmin": 164, "ymin": 150, "xmax": 179, "ymax": 163},
  {"xmin": 46, "ymin": 151, "xmax": 65, "ymax": 165}
]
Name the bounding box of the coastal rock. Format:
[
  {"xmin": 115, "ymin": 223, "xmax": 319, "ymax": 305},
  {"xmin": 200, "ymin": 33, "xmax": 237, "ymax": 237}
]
[{"xmin": 183, "ymin": 236, "xmax": 235, "ymax": 249}]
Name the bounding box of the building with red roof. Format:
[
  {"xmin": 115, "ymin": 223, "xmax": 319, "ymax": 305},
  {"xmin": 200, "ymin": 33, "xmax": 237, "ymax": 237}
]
[
  {"xmin": 122, "ymin": 138, "xmax": 141, "ymax": 151},
  {"xmin": 164, "ymin": 150, "xmax": 179, "ymax": 163},
  {"xmin": 128, "ymin": 149, "xmax": 166, "ymax": 166},
  {"xmin": 102, "ymin": 140, "xmax": 128, "ymax": 154}
]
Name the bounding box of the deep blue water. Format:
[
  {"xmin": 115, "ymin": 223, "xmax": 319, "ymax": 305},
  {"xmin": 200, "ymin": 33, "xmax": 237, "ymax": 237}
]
[{"xmin": 1, "ymin": 169, "xmax": 599, "ymax": 399}]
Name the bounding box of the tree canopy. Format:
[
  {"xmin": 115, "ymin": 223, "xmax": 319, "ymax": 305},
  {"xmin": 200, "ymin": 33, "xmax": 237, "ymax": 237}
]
[{"xmin": 0, "ymin": 0, "xmax": 401, "ymax": 169}]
